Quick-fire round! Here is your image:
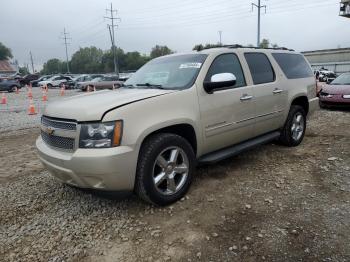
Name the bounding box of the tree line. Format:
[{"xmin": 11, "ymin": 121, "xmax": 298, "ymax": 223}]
[{"xmin": 41, "ymin": 45, "xmax": 173, "ymax": 75}]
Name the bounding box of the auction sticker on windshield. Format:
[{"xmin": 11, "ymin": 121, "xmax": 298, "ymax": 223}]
[{"xmin": 179, "ymin": 63, "xmax": 202, "ymax": 69}]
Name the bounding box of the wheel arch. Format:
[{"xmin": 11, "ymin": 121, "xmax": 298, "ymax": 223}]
[
  {"xmin": 291, "ymin": 95, "xmax": 309, "ymax": 115},
  {"xmin": 139, "ymin": 123, "xmax": 198, "ymax": 156}
]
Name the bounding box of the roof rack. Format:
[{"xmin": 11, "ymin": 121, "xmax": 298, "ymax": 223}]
[{"xmin": 199, "ymin": 44, "xmax": 294, "ymax": 52}]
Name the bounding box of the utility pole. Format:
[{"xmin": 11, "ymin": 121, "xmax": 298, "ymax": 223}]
[
  {"xmin": 218, "ymin": 31, "xmax": 223, "ymax": 45},
  {"xmin": 60, "ymin": 28, "xmax": 71, "ymax": 73},
  {"xmin": 29, "ymin": 51, "xmax": 35, "ymax": 74},
  {"xmin": 252, "ymin": 0, "xmax": 266, "ymax": 47},
  {"xmin": 105, "ymin": 3, "xmax": 121, "ymax": 76}
]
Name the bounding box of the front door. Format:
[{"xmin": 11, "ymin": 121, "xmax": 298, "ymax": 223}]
[{"xmin": 198, "ymin": 53, "xmax": 256, "ymax": 155}]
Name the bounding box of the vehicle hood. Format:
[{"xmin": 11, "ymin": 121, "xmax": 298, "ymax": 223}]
[
  {"xmin": 322, "ymin": 84, "xmax": 350, "ymax": 95},
  {"xmin": 44, "ymin": 88, "xmax": 176, "ymax": 121}
]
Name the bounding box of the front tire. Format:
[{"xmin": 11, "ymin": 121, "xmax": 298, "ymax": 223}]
[
  {"xmin": 8, "ymin": 86, "xmax": 16, "ymax": 93},
  {"xmin": 135, "ymin": 133, "xmax": 195, "ymax": 206},
  {"xmin": 279, "ymin": 105, "xmax": 306, "ymax": 147}
]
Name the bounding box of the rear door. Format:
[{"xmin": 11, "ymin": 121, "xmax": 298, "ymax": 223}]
[
  {"xmin": 244, "ymin": 52, "xmax": 287, "ymax": 136},
  {"xmin": 198, "ymin": 53, "xmax": 256, "ymax": 154}
]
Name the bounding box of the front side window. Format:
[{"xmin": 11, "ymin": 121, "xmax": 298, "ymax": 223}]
[
  {"xmin": 244, "ymin": 53, "xmax": 275, "ymax": 85},
  {"xmin": 205, "ymin": 53, "xmax": 246, "ymax": 88},
  {"xmin": 272, "ymin": 53, "xmax": 313, "ymax": 79},
  {"xmin": 124, "ymin": 54, "xmax": 208, "ymax": 90}
]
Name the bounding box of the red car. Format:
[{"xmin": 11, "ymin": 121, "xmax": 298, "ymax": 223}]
[{"xmin": 319, "ymin": 73, "xmax": 350, "ymax": 108}]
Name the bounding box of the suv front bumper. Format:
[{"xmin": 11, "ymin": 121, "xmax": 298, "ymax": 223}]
[{"xmin": 36, "ymin": 137, "xmax": 137, "ymax": 191}]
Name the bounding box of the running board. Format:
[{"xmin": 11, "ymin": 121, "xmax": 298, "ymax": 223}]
[{"xmin": 198, "ymin": 131, "xmax": 281, "ymax": 165}]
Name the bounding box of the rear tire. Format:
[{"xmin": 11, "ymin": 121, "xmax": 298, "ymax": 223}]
[
  {"xmin": 279, "ymin": 105, "xmax": 306, "ymax": 147},
  {"xmin": 135, "ymin": 133, "xmax": 195, "ymax": 206}
]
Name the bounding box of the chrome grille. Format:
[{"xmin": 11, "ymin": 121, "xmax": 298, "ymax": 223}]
[
  {"xmin": 41, "ymin": 131, "xmax": 75, "ymax": 150},
  {"xmin": 41, "ymin": 116, "xmax": 77, "ymax": 151},
  {"xmin": 41, "ymin": 116, "xmax": 77, "ymax": 130}
]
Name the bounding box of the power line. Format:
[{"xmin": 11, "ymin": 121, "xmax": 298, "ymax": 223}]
[
  {"xmin": 60, "ymin": 28, "xmax": 71, "ymax": 73},
  {"xmin": 104, "ymin": 3, "xmax": 121, "ymax": 76}
]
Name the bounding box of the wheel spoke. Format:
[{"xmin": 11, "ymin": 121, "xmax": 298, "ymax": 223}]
[
  {"xmin": 296, "ymin": 115, "xmax": 302, "ymax": 124},
  {"xmin": 169, "ymin": 148, "xmax": 179, "ymax": 163},
  {"xmin": 174, "ymin": 164, "xmax": 188, "ymax": 174},
  {"xmin": 167, "ymin": 176, "xmax": 177, "ymax": 192},
  {"xmin": 154, "ymin": 172, "xmax": 167, "ymax": 186},
  {"xmin": 156, "ymin": 155, "xmax": 168, "ymax": 169}
]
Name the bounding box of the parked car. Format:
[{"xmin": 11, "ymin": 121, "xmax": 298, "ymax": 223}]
[
  {"xmin": 75, "ymin": 74, "xmax": 105, "ymax": 90},
  {"xmin": 80, "ymin": 76, "xmax": 122, "ymax": 91},
  {"xmin": 0, "ymin": 78, "xmax": 21, "ymax": 92},
  {"xmin": 315, "ymin": 69, "xmax": 337, "ymax": 83},
  {"xmin": 119, "ymin": 71, "xmax": 135, "ymax": 81},
  {"xmin": 319, "ymin": 73, "xmax": 350, "ymax": 108},
  {"xmin": 36, "ymin": 47, "xmax": 319, "ymax": 206},
  {"xmin": 31, "ymin": 75, "xmax": 52, "ymax": 87},
  {"xmin": 59, "ymin": 74, "xmax": 90, "ymax": 89},
  {"xmin": 38, "ymin": 75, "xmax": 73, "ymax": 88},
  {"xmin": 19, "ymin": 74, "xmax": 40, "ymax": 86}
]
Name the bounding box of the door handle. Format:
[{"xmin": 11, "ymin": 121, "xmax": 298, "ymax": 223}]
[
  {"xmin": 240, "ymin": 94, "xmax": 253, "ymax": 101},
  {"xmin": 273, "ymin": 89, "xmax": 283, "ymax": 94}
]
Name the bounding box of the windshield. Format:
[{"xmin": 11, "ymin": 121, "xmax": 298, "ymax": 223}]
[
  {"xmin": 124, "ymin": 54, "xmax": 208, "ymax": 90},
  {"xmin": 331, "ymin": 73, "xmax": 350, "ymax": 85},
  {"xmin": 91, "ymin": 77, "xmax": 102, "ymax": 82}
]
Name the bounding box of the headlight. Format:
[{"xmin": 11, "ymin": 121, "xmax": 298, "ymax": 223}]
[
  {"xmin": 343, "ymin": 94, "xmax": 350, "ymax": 99},
  {"xmin": 79, "ymin": 121, "xmax": 123, "ymax": 148}
]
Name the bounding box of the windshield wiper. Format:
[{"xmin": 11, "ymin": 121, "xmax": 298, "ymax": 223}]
[{"xmin": 136, "ymin": 83, "xmax": 166, "ymax": 89}]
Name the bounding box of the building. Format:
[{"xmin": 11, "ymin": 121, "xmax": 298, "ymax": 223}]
[
  {"xmin": 302, "ymin": 48, "xmax": 350, "ymax": 74},
  {"xmin": 339, "ymin": 0, "xmax": 350, "ymax": 18},
  {"xmin": 0, "ymin": 60, "xmax": 17, "ymax": 76}
]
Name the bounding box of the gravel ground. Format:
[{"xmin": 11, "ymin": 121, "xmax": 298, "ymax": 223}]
[
  {"xmin": 0, "ymin": 88, "xmax": 78, "ymax": 133},
  {"xmin": 0, "ymin": 106, "xmax": 349, "ymax": 261}
]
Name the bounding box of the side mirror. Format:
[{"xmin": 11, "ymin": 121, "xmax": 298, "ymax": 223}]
[{"xmin": 203, "ymin": 73, "xmax": 236, "ymax": 94}]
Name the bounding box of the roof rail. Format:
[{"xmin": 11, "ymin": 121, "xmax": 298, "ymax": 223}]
[{"xmin": 199, "ymin": 44, "xmax": 294, "ymax": 52}]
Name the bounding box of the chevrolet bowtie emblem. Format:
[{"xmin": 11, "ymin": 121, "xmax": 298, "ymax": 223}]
[{"xmin": 46, "ymin": 126, "xmax": 55, "ymax": 135}]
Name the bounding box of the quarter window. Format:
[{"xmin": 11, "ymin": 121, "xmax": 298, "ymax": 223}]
[
  {"xmin": 205, "ymin": 53, "xmax": 246, "ymax": 88},
  {"xmin": 244, "ymin": 53, "xmax": 275, "ymax": 85},
  {"xmin": 272, "ymin": 53, "xmax": 313, "ymax": 79}
]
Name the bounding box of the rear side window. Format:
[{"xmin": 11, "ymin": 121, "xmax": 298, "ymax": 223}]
[
  {"xmin": 205, "ymin": 53, "xmax": 246, "ymax": 88},
  {"xmin": 244, "ymin": 53, "xmax": 275, "ymax": 85},
  {"xmin": 272, "ymin": 53, "xmax": 313, "ymax": 79}
]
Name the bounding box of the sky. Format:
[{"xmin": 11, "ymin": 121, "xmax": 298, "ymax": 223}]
[{"xmin": 1, "ymin": 0, "xmax": 349, "ymax": 71}]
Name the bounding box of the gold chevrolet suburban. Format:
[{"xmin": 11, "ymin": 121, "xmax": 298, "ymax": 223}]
[{"xmin": 36, "ymin": 46, "xmax": 319, "ymax": 205}]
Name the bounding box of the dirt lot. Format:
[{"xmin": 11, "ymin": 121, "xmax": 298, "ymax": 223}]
[{"xmin": 1, "ymin": 108, "xmax": 349, "ymax": 262}]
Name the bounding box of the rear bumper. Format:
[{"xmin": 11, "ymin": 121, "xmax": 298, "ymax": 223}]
[
  {"xmin": 36, "ymin": 137, "xmax": 138, "ymax": 191},
  {"xmin": 308, "ymin": 97, "xmax": 320, "ymax": 116}
]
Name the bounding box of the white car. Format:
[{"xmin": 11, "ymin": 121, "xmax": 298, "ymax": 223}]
[{"xmin": 39, "ymin": 75, "xmax": 73, "ymax": 88}]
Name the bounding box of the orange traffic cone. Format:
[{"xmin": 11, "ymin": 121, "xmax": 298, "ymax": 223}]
[
  {"xmin": 1, "ymin": 93, "xmax": 7, "ymax": 104},
  {"xmin": 60, "ymin": 84, "xmax": 65, "ymax": 96},
  {"xmin": 42, "ymin": 90, "xmax": 48, "ymax": 102},
  {"xmin": 28, "ymin": 98, "xmax": 37, "ymax": 115}
]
